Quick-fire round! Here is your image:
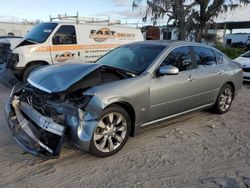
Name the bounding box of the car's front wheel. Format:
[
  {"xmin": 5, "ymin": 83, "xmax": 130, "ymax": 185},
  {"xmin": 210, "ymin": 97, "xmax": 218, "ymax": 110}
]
[
  {"xmin": 213, "ymin": 84, "xmax": 234, "ymax": 114},
  {"xmin": 89, "ymin": 105, "xmax": 131, "ymax": 157}
]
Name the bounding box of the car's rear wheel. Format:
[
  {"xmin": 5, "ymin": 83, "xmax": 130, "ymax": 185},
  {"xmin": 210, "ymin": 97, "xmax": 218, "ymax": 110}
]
[
  {"xmin": 213, "ymin": 84, "xmax": 234, "ymax": 114},
  {"xmin": 89, "ymin": 105, "xmax": 131, "ymax": 157}
]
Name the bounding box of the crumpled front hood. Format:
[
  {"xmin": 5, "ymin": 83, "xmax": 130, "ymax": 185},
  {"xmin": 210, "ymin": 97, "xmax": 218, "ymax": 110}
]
[{"xmin": 28, "ymin": 63, "xmax": 102, "ymax": 93}]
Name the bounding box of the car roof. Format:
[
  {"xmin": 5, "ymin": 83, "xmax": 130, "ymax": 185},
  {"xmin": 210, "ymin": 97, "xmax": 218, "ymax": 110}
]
[{"xmin": 130, "ymin": 40, "xmax": 212, "ymax": 48}]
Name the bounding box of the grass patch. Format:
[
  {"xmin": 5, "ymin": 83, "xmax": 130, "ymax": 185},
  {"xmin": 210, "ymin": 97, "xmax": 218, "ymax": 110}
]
[{"xmin": 215, "ymin": 44, "xmax": 246, "ymax": 59}]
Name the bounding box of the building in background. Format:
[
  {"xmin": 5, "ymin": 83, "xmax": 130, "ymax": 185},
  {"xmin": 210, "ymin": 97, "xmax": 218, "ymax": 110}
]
[
  {"xmin": 141, "ymin": 21, "xmax": 250, "ymax": 47},
  {"xmin": 0, "ymin": 22, "xmax": 34, "ymax": 37}
]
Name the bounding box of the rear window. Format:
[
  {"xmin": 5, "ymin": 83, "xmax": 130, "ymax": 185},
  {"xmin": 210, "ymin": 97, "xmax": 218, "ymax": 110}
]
[{"xmin": 193, "ymin": 46, "xmax": 217, "ymax": 67}]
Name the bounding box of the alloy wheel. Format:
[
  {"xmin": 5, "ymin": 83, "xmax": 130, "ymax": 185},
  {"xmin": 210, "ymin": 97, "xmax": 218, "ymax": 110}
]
[
  {"xmin": 93, "ymin": 112, "xmax": 127, "ymax": 153},
  {"xmin": 219, "ymin": 87, "xmax": 233, "ymax": 112}
]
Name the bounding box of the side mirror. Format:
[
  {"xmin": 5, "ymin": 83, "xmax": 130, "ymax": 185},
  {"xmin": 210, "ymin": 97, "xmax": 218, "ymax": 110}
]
[{"xmin": 159, "ymin": 65, "xmax": 179, "ymax": 75}]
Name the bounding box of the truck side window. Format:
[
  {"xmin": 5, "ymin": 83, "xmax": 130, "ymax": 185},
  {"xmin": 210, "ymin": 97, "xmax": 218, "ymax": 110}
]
[
  {"xmin": 161, "ymin": 47, "xmax": 192, "ymax": 72},
  {"xmin": 52, "ymin": 25, "xmax": 77, "ymax": 45},
  {"xmin": 193, "ymin": 46, "xmax": 216, "ymax": 67}
]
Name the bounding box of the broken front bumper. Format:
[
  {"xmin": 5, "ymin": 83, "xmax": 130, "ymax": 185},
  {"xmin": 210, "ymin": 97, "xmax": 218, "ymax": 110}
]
[{"xmin": 6, "ymin": 85, "xmax": 66, "ymax": 159}]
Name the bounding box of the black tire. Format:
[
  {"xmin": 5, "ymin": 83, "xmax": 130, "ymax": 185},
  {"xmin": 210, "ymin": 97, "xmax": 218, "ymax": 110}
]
[
  {"xmin": 23, "ymin": 65, "xmax": 41, "ymax": 83},
  {"xmin": 89, "ymin": 105, "xmax": 131, "ymax": 157},
  {"xmin": 212, "ymin": 84, "xmax": 234, "ymax": 114}
]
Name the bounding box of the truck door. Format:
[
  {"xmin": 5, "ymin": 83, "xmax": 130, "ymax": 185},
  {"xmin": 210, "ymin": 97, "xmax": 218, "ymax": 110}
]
[{"xmin": 50, "ymin": 25, "xmax": 81, "ymax": 64}]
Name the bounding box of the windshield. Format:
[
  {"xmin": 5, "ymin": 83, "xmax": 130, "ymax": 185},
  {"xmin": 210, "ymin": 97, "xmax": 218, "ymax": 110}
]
[
  {"xmin": 97, "ymin": 44, "xmax": 165, "ymax": 74},
  {"xmin": 242, "ymin": 51, "xmax": 250, "ymax": 58},
  {"xmin": 24, "ymin": 23, "xmax": 58, "ymax": 43}
]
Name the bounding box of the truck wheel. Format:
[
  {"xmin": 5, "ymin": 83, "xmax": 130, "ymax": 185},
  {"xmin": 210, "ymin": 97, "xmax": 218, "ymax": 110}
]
[
  {"xmin": 23, "ymin": 65, "xmax": 40, "ymax": 83},
  {"xmin": 89, "ymin": 105, "xmax": 131, "ymax": 157}
]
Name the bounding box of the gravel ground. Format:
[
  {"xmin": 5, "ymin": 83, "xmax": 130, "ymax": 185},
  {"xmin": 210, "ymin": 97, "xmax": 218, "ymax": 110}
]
[{"xmin": 0, "ymin": 83, "xmax": 250, "ymax": 188}]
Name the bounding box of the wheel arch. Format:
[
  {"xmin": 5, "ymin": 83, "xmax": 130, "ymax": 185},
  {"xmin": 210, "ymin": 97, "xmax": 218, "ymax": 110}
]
[
  {"xmin": 106, "ymin": 101, "xmax": 136, "ymax": 137},
  {"xmin": 23, "ymin": 60, "xmax": 49, "ymax": 73},
  {"xmin": 224, "ymin": 81, "xmax": 235, "ymax": 98}
]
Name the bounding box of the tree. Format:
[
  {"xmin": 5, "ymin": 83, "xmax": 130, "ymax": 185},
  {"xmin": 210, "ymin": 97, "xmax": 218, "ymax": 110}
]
[
  {"xmin": 133, "ymin": 0, "xmax": 250, "ymax": 42},
  {"xmin": 191, "ymin": 0, "xmax": 250, "ymax": 42},
  {"xmin": 133, "ymin": 0, "xmax": 196, "ymax": 40}
]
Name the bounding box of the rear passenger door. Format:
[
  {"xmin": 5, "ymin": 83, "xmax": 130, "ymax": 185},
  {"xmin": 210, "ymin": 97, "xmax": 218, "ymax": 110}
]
[{"xmin": 192, "ymin": 46, "xmax": 223, "ymax": 106}]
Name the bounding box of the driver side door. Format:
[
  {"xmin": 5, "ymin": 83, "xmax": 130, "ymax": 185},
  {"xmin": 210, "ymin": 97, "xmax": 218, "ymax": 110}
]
[
  {"xmin": 149, "ymin": 46, "xmax": 197, "ymax": 121},
  {"xmin": 50, "ymin": 25, "xmax": 81, "ymax": 64}
]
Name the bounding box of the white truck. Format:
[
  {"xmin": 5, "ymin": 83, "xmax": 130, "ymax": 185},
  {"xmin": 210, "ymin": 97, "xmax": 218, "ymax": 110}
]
[{"xmin": 0, "ymin": 16, "xmax": 143, "ymax": 86}]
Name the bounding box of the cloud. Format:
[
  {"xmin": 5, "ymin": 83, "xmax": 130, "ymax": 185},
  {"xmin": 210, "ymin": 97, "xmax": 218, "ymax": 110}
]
[{"xmin": 110, "ymin": 0, "xmax": 131, "ymax": 7}]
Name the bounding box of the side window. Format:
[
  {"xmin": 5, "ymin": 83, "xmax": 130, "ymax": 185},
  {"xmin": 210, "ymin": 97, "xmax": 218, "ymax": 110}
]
[
  {"xmin": 193, "ymin": 47, "xmax": 216, "ymax": 67},
  {"xmin": 52, "ymin": 25, "xmax": 77, "ymax": 45},
  {"xmin": 161, "ymin": 46, "xmax": 192, "ymax": 72},
  {"xmin": 214, "ymin": 50, "xmax": 224, "ymax": 64}
]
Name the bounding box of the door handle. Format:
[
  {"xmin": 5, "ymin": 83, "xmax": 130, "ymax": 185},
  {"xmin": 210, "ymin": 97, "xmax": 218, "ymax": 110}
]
[{"xmin": 187, "ymin": 75, "xmax": 195, "ymax": 82}]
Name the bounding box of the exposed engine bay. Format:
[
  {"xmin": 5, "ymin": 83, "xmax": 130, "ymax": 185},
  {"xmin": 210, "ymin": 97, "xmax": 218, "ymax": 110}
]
[{"xmin": 7, "ymin": 65, "xmax": 133, "ymax": 158}]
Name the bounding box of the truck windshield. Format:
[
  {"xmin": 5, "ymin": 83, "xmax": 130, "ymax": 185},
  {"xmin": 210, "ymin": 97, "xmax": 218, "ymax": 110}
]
[
  {"xmin": 97, "ymin": 44, "xmax": 165, "ymax": 75},
  {"xmin": 24, "ymin": 23, "xmax": 58, "ymax": 43}
]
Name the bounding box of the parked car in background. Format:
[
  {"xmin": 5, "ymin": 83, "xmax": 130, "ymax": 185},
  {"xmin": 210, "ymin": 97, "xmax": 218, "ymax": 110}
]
[
  {"xmin": 6, "ymin": 41, "xmax": 242, "ymax": 159},
  {"xmin": 235, "ymin": 51, "xmax": 250, "ymax": 81},
  {"xmin": 0, "ymin": 36, "xmax": 23, "ymax": 50},
  {"xmin": 0, "ymin": 18, "xmax": 143, "ymax": 87}
]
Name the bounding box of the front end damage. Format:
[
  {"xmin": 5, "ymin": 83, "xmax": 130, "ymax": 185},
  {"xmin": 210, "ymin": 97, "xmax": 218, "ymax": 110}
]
[
  {"xmin": 6, "ymin": 84, "xmax": 95, "ymax": 158},
  {"xmin": 6, "ymin": 64, "xmax": 132, "ymax": 158}
]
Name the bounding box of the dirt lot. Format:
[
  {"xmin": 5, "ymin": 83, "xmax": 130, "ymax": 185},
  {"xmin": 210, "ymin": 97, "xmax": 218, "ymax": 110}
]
[{"xmin": 0, "ymin": 83, "xmax": 250, "ymax": 188}]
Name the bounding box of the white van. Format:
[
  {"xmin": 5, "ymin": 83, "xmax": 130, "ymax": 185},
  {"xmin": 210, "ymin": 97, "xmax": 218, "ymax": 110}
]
[{"xmin": 0, "ymin": 19, "xmax": 143, "ymax": 86}]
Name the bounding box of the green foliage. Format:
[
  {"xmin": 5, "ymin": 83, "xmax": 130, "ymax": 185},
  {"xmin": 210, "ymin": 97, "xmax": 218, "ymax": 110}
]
[{"xmin": 215, "ymin": 45, "xmax": 246, "ymax": 59}]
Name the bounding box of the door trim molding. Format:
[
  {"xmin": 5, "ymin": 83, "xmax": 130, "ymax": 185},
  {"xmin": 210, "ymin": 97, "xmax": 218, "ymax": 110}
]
[{"xmin": 140, "ymin": 103, "xmax": 213, "ymax": 127}]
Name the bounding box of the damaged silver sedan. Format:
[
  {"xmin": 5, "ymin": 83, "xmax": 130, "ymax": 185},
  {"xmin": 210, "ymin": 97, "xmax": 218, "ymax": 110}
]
[{"xmin": 6, "ymin": 41, "xmax": 243, "ymax": 158}]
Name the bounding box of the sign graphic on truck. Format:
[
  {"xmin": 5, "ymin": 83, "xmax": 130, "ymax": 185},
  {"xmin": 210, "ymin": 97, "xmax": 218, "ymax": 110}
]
[
  {"xmin": 90, "ymin": 28, "xmax": 136, "ymax": 42},
  {"xmin": 54, "ymin": 52, "xmax": 76, "ymax": 62}
]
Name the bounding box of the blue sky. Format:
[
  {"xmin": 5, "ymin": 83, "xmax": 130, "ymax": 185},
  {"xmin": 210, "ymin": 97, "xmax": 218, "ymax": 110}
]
[
  {"xmin": 0, "ymin": 0, "xmax": 142, "ymax": 22},
  {"xmin": 0, "ymin": 0, "xmax": 250, "ymax": 33}
]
